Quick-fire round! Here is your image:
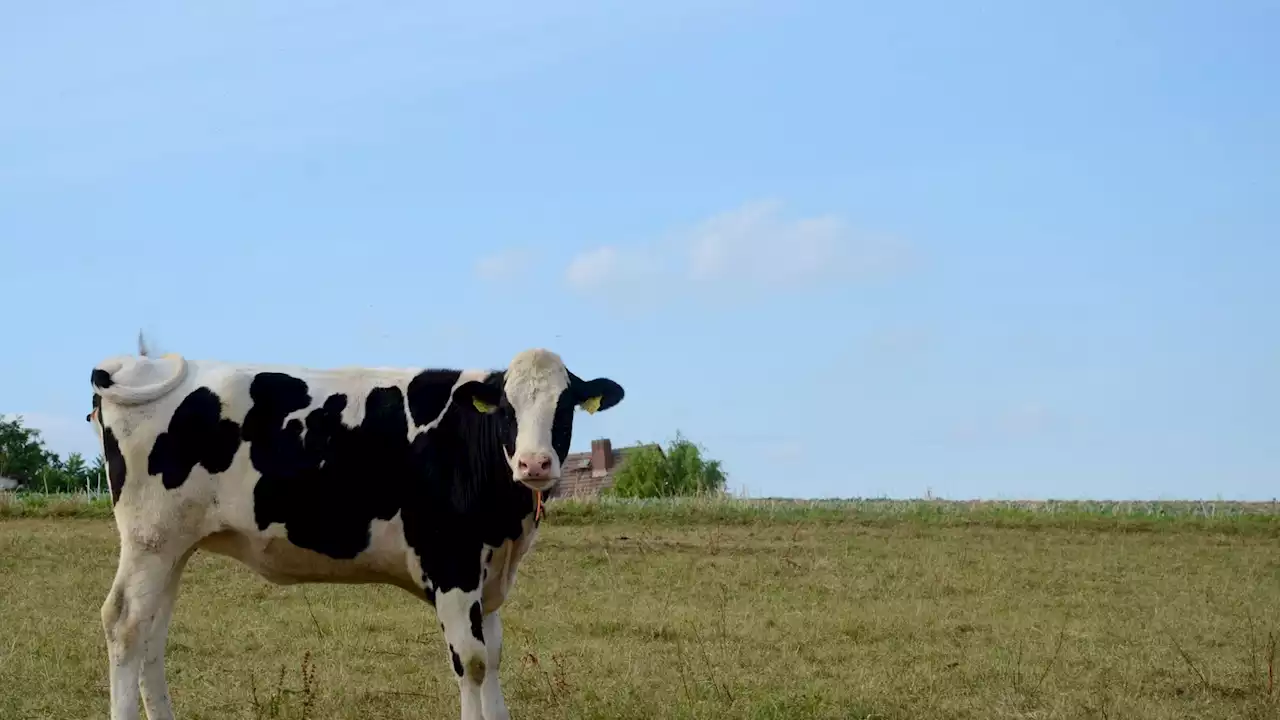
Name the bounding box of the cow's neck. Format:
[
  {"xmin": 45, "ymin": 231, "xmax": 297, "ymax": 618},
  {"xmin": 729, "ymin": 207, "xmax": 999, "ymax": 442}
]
[{"xmin": 421, "ymin": 398, "xmax": 533, "ymax": 522}]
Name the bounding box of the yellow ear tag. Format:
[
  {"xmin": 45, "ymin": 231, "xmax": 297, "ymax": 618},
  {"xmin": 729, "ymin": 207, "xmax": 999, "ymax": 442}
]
[
  {"xmin": 472, "ymin": 398, "xmax": 497, "ymax": 414},
  {"xmin": 581, "ymin": 395, "xmax": 602, "ymax": 414}
]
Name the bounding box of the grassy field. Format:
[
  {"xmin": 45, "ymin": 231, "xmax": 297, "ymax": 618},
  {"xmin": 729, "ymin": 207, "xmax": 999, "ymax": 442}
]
[{"xmin": 2, "ymin": 495, "xmax": 1279, "ymax": 719}]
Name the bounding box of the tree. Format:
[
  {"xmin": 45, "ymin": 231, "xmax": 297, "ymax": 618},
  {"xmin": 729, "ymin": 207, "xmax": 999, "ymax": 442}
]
[
  {"xmin": 605, "ymin": 431, "xmax": 728, "ymax": 499},
  {"xmin": 91, "ymin": 455, "xmax": 107, "ymax": 493},
  {"xmin": 0, "ymin": 415, "xmax": 105, "ymax": 493},
  {"xmin": 55, "ymin": 452, "xmax": 98, "ymax": 493},
  {"xmin": 0, "ymin": 416, "xmax": 57, "ymax": 485}
]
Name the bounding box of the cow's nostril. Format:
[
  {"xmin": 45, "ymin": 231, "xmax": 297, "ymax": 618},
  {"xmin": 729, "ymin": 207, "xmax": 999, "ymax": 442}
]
[
  {"xmin": 538, "ymin": 458, "xmax": 551, "ymax": 471},
  {"xmin": 518, "ymin": 460, "xmax": 529, "ymax": 470}
]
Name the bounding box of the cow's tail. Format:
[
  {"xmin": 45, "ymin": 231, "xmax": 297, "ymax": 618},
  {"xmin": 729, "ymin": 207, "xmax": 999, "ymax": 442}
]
[{"xmin": 91, "ymin": 331, "xmax": 189, "ymax": 407}]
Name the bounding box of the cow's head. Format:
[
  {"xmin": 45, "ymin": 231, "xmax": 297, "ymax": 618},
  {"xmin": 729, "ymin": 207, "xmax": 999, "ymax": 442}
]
[{"xmin": 453, "ymin": 348, "xmax": 624, "ymax": 491}]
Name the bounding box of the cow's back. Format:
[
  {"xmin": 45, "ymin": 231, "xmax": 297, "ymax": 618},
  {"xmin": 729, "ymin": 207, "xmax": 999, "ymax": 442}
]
[{"xmin": 94, "ymin": 356, "xmax": 485, "ymax": 594}]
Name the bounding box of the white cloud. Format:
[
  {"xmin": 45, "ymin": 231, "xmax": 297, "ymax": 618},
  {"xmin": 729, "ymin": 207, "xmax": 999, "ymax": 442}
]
[
  {"xmin": 562, "ymin": 199, "xmax": 913, "ymax": 302},
  {"xmin": 564, "ymin": 246, "xmax": 620, "ymax": 291},
  {"xmin": 474, "ymin": 248, "xmax": 535, "ymax": 282},
  {"xmin": 686, "ymin": 200, "xmax": 852, "ymax": 286},
  {"xmin": 562, "ymin": 242, "xmax": 672, "ymax": 313}
]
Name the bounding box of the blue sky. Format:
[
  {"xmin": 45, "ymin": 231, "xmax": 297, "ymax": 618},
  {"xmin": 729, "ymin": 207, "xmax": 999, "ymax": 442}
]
[{"xmin": 2, "ymin": 1, "xmax": 1277, "ymax": 500}]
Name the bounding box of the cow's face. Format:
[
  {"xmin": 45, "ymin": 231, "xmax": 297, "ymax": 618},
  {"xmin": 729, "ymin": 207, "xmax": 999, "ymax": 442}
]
[{"xmin": 454, "ymin": 349, "xmax": 624, "ymax": 491}]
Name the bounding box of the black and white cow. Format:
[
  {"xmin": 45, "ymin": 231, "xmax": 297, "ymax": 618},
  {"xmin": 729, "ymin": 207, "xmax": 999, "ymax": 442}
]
[{"xmin": 86, "ymin": 341, "xmax": 624, "ymax": 720}]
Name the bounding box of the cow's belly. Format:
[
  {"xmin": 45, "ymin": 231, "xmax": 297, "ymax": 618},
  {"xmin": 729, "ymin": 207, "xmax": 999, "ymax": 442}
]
[{"xmin": 197, "ymin": 516, "xmax": 424, "ymax": 598}]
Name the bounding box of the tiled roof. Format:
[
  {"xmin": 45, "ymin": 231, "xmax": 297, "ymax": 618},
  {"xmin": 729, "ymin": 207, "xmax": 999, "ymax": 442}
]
[{"xmin": 548, "ymin": 442, "xmax": 660, "ymax": 499}]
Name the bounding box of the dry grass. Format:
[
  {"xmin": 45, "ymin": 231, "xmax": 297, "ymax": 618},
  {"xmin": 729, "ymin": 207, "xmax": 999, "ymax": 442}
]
[{"xmin": 2, "ymin": 501, "xmax": 1279, "ymax": 719}]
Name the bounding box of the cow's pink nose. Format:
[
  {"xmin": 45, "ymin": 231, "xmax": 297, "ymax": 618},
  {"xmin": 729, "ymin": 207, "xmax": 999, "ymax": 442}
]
[{"xmin": 516, "ymin": 453, "xmax": 553, "ymax": 479}]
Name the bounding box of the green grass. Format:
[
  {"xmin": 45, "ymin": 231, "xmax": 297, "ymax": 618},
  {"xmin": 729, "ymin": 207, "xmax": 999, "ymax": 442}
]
[
  {"xmin": 2, "ymin": 495, "xmax": 1280, "ymax": 718},
  {"xmin": 8, "ymin": 492, "xmax": 1280, "ymax": 533},
  {"xmin": 0, "ymin": 492, "xmax": 114, "ymax": 519}
]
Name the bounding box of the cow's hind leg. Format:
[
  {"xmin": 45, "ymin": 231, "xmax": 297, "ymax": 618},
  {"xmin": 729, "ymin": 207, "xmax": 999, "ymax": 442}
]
[
  {"xmin": 139, "ymin": 548, "xmax": 194, "ymax": 720},
  {"xmin": 436, "ymin": 589, "xmax": 508, "ymax": 720},
  {"xmin": 102, "ymin": 541, "xmax": 190, "ymax": 720}
]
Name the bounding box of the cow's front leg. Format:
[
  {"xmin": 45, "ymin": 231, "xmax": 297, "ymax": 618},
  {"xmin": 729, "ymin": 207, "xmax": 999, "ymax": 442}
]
[
  {"xmin": 436, "ymin": 588, "xmax": 508, "ymax": 720},
  {"xmin": 479, "ymin": 609, "xmax": 510, "ymax": 720}
]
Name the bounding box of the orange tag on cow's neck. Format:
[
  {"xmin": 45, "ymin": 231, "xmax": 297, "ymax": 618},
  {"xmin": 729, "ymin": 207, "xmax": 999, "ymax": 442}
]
[{"xmin": 534, "ymin": 490, "xmax": 544, "ymax": 522}]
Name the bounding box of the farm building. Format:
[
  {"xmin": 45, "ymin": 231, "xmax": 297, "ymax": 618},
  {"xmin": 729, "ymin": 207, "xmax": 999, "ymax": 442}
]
[
  {"xmin": 0, "ymin": 475, "xmax": 21, "ymax": 491},
  {"xmin": 548, "ymin": 438, "xmax": 660, "ymax": 499}
]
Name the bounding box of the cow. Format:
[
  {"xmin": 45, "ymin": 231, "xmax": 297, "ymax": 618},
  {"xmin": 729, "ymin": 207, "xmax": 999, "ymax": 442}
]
[{"xmin": 86, "ymin": 339, "xmax": 625, "ymax": 720}]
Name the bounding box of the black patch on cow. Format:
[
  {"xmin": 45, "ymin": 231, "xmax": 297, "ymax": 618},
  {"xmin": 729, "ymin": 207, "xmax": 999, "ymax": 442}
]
[
  {"xmin": 486, "ymin": 373, "xmax": 518, "ymax": 460},
  {"xmin": 569, "ymin": 371, "xmax": 627, "ymax": 414},
  {"xmin": 148, "ymin": 388, "xmax": 242, "ymax": 489},
  {"xmin": 250, "ymin": 372, "xmax": 410, "ymax": 559},
  {"xmin": 87, "ymin": 393, "xmax": 102, "ymax": 423},
  {"xmin": 103, "ymin": 427, "xmax": 126, "ymax": 504},
  {"xmin": 400, "ymin": 371, "xmax": 535, "ymax": 597},
  {"xmin": 425, "ymin": 585, "xmax": 437, "ymax": 607},
  {"xmin": 408, "ymin": 369, "xmax": 462, "ymax": 426},
  {"xmin": 485, "ymin": 549, "xmax": 493, "ymax": 564},
  {"xmin": 550, "ymin": 386, "xmax": 576, "ymax": 463},
  {"xmin": 91, "ymin": 368, "xmax": 114, "ymax": 389},
  {"xmin": 469, "ymin": 601, "xmax": 484, "ymax": 642},
  {"xmin": 450, "ymin": 646, "xmax": 464, "ymax": 677}
]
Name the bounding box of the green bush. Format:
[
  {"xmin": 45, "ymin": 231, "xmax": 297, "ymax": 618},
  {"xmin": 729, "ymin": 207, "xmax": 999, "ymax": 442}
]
[{"xmin": 605, "ymin": 431, "xmax": 727, "ymax": 499}]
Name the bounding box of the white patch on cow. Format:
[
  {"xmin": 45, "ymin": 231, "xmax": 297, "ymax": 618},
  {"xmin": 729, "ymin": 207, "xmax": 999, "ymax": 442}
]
[{"xmin": 502, "ymin": 349, "xmax": 569, "ymax": 477}]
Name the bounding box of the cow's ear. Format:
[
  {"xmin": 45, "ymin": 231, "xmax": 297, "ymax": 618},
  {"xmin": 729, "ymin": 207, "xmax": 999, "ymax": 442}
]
[
  {"xmin": 571, "ymin": 376, "xmax": 625, "ymax": 414},
  {"xmin": 455, "ymin": 380, "xmax": 502, "ymax": 415}
]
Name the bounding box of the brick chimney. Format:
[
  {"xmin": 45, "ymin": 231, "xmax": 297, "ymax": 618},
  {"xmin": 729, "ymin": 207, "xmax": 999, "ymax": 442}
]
[{"xmin": 590, "ymin": 438, "xmax": 613, "ymax": 478}]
